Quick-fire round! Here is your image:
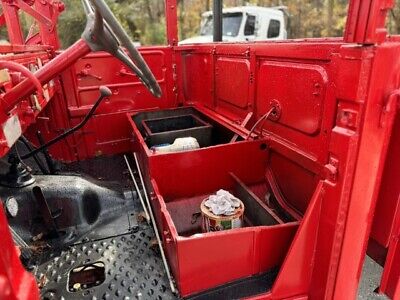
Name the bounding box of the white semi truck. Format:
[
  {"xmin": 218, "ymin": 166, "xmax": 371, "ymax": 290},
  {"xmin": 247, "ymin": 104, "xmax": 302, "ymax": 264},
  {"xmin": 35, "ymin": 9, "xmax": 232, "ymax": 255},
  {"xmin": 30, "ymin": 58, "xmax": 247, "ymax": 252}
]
[{"xmin": 180, "ymin": 6, "xmax": 288, "ymax": 44}]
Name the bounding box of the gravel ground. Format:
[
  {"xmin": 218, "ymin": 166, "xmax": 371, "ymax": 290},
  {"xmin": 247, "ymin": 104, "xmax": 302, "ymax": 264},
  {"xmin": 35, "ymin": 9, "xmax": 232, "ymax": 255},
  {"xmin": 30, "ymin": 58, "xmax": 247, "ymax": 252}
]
[{"xmin": 358, "ymin": 256, "xmax": 389, "ymax": 299}]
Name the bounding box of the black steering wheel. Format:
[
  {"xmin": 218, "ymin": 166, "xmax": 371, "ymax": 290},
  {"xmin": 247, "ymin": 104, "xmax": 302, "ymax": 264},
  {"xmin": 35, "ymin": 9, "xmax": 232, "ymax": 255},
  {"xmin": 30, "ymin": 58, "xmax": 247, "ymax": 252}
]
[{"xmin": 81, "ymin": 0, "xmax": 162, "ymax": 98}]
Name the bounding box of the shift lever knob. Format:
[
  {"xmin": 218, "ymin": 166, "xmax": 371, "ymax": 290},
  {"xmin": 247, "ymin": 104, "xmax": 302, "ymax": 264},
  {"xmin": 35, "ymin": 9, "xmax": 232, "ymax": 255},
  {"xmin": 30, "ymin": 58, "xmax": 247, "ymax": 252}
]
[{"xmin": 99, "ymin": 86, "xmax": 112, "ymax": 97}]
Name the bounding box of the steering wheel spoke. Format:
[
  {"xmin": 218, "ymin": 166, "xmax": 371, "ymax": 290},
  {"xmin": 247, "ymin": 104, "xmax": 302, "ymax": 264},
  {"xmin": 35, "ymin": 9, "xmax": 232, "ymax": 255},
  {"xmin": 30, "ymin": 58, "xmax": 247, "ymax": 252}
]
[
  {"xmin": 81, "ymin": 0, "xmax": 94, "ymax": 15},
  {"xmin": 114, "ymin": 49, "xmax": 160, "ymax": 95},
  {"xmin": 81, "ymin": 0, "xmax": 162, "ymax": 98}
]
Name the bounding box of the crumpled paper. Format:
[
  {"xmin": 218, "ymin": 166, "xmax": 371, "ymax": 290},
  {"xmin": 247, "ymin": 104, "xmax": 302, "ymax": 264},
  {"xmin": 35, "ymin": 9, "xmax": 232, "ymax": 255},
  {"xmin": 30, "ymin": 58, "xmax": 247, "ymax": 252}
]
[{"xmin": 204, "ymin": 189, "xmax": 241, "ymax": 216}]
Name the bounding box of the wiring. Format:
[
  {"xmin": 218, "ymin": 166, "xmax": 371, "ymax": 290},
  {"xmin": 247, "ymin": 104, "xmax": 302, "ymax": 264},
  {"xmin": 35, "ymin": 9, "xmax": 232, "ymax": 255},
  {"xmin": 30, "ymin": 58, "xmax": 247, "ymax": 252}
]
[{"xmin": 246, "ymin": 107, "xmax": 276, "ymax": 140}]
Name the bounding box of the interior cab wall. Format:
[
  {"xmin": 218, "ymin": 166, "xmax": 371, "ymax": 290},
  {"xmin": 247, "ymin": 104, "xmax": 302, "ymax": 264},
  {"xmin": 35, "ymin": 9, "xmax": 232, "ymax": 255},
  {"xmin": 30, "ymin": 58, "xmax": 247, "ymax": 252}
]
[
  {"xmin": 27, "ymin": 46, "xmax": 177, "ymax": 161},
  {"xmin": 24, "ymin": 38, "xmax": 400, "ymax": 298},
  {"xmin": 178, "ymin": 41, "xmax": 343, "ymax": 216},
  {"xmin": 176, "ymin": 41, "xmax": 400, "ymax": 298}
]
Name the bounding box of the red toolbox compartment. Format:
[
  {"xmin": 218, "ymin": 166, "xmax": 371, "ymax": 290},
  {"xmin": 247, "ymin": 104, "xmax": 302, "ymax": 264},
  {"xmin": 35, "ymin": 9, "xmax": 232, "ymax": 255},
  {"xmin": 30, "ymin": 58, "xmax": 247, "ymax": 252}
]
[
  {"xmin": 128, "ymin": 107, "xmax": 301, "ymax": 296},
  {"xmin": 152, "ymin": 176, "xmax": 299, "ymax": 296}
]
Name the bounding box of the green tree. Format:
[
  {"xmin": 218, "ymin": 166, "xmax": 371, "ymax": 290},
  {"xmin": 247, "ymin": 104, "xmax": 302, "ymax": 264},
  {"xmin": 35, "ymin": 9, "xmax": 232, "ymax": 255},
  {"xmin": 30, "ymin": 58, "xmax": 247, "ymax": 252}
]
[
  {"xmin": 178, "ymin": 0, "xmax": 349, "ymax": 40},
  {"xmin": 57, "ymin": 0, "xmax": 166, "ymax": 48},
  {"xmin": 3, "ymin": 0, "xmax": 400, "ymax": 46},
  {"xmin": 388, "ymin": 0, "xmax": 400, "ymax": 34}
]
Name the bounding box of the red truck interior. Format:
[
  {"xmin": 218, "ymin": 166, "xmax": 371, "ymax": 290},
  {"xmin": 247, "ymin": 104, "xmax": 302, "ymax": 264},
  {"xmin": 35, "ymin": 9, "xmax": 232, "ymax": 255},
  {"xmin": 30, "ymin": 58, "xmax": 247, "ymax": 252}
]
[{"xmin": 0, "ymin": 0, "xmax": 399, "ymax": 299}]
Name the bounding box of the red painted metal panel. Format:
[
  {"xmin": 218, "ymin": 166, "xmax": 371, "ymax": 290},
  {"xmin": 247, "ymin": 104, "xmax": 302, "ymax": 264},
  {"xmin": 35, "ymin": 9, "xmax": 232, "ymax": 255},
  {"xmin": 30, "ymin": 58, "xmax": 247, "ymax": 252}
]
[
  {"xmin": 370, "ymin": 114, "xmax": 400, "ymax": 247},
  {"xmin": 374, "ymin": 112, "xmax": 400, "ymax": 299},
  {"xmin": 180, "ymin": 42, "xmax": 340, "ymax": 165},
  {"xmin": 164, "ymin": 0, "xmax": 178, "ymax": 46},
  {"xmin": 215, "ymin": 57, "xmax": 250, "ymax": 109},
  {"xmin": 257, "ymin": 61, "xmax": 327, "ymax": 135},
  {"xmin": 0, "ymin": 205, "xmax": 39, "ymax": 300},
  {"xmin": 74, "ymin": 51, "xmax": 166, "ymax": 89},
  {"xmin": 182, "ymin": 53, "xmax": 213, "ymax": 107},
  {"xmin": 255, "ymin": 58, "xmax": 336, "ymax": 163},
  {"xmin": 380, "ymin": 230, "xmax": 400, "ymax": 299},
  {"xmin": 176, "ymin": 229, "xmax": 256, "ymax": 295},
  {"xmin": 332, "ymin": 43, "xmax": 400, "ymax": 300},
  {"xmin": 271, "ymin": 182, "xmax": 323, "ymax": 299},
  {"xmin": 46, "ymin": 47, "xmax": 177, "ymax": 161},
  {"xmin": 269, "ymin": 151, "xmax": 319, "ymax": 215},
  {"xmin": 128, "ymin": 39, "xmax": 399, "ymax": 298},
  {"xmin": 0, "ymin": 1, "xmax": 399, "ymax": 299},
  {"xmin": 149, "ymin": 140, "xmax": 268, "ymax": 199},
  {"xmin": 307, "ymin": 43, "xmax": 377, "ymax": 299},
  {"xmin": 255, "ymin": 224, "xmax": 298, "ymax": 274},
  {"xmin": 309, "ymin": 125, "xmax": 360, "ymax": 300}
]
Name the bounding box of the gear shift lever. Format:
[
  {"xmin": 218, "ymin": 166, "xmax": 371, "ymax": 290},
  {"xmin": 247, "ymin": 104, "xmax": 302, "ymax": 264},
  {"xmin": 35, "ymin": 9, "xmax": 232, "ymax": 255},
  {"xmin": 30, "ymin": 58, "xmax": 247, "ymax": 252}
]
[{"xmin": 21, "ymin": 86, "xmax": 112, "ymax": 160}]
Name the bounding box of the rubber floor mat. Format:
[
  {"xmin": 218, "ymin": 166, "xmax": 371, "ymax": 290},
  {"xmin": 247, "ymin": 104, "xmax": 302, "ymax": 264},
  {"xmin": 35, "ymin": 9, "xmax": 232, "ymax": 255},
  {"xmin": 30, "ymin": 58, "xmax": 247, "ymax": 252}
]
[{"xmin": 36, "ymin": 227, "xmax": 177, "ymax": 300}]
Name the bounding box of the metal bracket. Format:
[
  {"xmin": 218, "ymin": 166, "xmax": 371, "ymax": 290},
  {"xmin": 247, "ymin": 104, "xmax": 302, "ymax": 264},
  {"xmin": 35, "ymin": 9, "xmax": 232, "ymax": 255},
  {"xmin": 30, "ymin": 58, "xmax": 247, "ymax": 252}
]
[
  {"xmin": 337, "ymin": 108, "xmax": 359, "ymax": 131},
  {"xmin": 32, "ymin": 186, "xmax": 60, "ymax": 237},
  {"xmin": 269, "ymin": 99, "xmax": 282, "ymax": 121},
  {"xmin": 13, "ymin": 0, "xmax": 53, "ymax": 27},
  {"xmin": 324, "ymin": 156, "xmax": 339, "ymax": 184},
  {"xmin": 7, "ymin": 0, "xmax": 64, "ymax": 30},
  {"xmin": 118, "ymin": 67, "xmax": 136, "ymax": 78},
  {"xmin": 77, "ymin": 68, "xmax": 103, "ymax": 81}
]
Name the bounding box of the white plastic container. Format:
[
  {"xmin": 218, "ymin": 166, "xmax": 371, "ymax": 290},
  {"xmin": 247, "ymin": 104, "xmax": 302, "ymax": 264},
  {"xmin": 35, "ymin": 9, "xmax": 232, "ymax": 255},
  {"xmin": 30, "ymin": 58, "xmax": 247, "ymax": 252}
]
[{"xmin": 152, "ymin": 137, "xmax": 200, "ymax": 154}]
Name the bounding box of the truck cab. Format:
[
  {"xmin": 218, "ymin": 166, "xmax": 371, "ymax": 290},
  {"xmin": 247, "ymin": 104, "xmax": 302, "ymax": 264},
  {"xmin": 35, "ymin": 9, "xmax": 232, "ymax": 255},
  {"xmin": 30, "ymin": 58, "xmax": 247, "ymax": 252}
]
[
  {"xmin": 179, "ymin": 6, "xmax": 287, "ymax": 44},
  {"xmin": 0, "ymin": 1, "xmax": 399, "ymax": 300}
]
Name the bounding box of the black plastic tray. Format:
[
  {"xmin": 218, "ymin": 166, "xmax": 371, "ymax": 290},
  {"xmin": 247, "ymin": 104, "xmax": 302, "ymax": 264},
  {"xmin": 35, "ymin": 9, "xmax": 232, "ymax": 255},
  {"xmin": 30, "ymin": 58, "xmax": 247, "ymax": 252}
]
[{"xmin": 142, "ymin": 114, "xmax": 213, "ymax": 148}]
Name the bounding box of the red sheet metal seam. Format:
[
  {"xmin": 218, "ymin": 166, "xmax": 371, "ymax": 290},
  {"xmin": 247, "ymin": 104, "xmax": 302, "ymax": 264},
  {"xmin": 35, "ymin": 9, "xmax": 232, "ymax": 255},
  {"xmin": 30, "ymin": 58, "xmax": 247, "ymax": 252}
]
[
  {"xmin": 324, "ymin": 47, "xmax": 375, "ymax": 300},
  {"xmin": 268, "ymin": 181, "xmax": 324, "ymax": 299},
  {"xmin": 332, "ymin": 49, "xmax": 400, "ymax": 299}
]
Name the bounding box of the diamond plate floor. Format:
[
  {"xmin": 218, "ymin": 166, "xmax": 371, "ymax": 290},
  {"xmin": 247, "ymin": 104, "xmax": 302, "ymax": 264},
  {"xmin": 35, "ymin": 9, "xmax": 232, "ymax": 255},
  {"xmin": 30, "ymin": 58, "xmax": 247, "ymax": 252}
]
[
  {"xmin": 36, "ymin": 226, "xmax": 177, "ymax": 300},
  {"xmin": 31, "ymin": 155, "xmax": 278, "ymax": 299},
  {"xmin": 24, "ymin": 155, "xmax": 177, "ymax": 299}
]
